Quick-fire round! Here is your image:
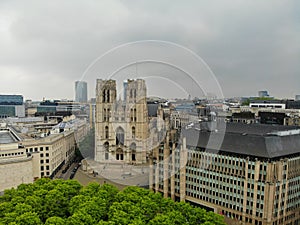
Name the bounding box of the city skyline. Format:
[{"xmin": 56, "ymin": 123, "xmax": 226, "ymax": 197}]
[{"xmin": 0, "ymin": 1, "xmax": 299, "ymax": 100}]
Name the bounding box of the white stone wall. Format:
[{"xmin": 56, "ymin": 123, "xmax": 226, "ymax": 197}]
[
  {"xmin": 15, "ymin": 105, "xmax": 26, "ymax": 117},
  {"xmin": 0, "ymin": 158, "xmax": 33, "ymax": 192}
]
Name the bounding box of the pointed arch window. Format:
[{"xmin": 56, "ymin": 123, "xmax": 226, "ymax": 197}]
[
  {"xmin": 116, "ymin": 127, "xmax": 124, "ymax": 145},
  {"xmin": 130, "ymin": 143, "xmax": 136, "ymax": 161},
  {"xmin": 132, "ymin": 126, "xmax": 135, "ymax": 138},
  {"xmin": 107, "ymin": 89, "xmax": 110, "ymax": 103},
  {"xmin": 104, "ymin": 141, "xmax": 109, "ymax": 160},
  {"xmin": 103, "ymin": 108, "xmax": 107, "ymax": 121},
  {"xmin": 102, "ymin": 90, "xmax": 106, "ymax": 102},
  {"xmin": 105, "ymin": 126, "xmax": 109, "ymax": 139}
]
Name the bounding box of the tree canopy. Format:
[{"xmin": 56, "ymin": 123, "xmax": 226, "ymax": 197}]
[{"xmin": 0, "ymin": 179, "xmax": 225, "ymax": 225}]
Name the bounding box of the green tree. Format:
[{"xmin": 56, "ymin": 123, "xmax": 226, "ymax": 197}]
[
  {"xmin": 45, "ymin": 216, "xmax": 66, "ymax": 225},
  {"xmin": 14, "ymin": 212, "xmax": 42, "ymax": 225},
  {"xmin": 0, "ymin": 179, "xmax": 226, "ymax": 225},
  {"xmin": 66, "ymin": 211, "xmax": 94, "ymax": 225},
  {"xmin": 68, "ymin": 195, "xmax": 90, "ymax": 215}
]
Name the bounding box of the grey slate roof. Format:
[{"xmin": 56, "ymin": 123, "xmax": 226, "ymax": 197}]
[{"xmin": 182, "ymin": 122, "xmax": 300, "ymax": 159}]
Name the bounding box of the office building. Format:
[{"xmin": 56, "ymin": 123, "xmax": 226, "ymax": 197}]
[
  {"xmin": 0, "ymin": 116, "xmax": 89, "ymax": 192},
  {"xmin": 150, "ymin": 123, "xmax": 300, "ymax": 225},
  {"xmin": 123, "ymin": 80, "xmax": 128, "ymax": 101},
  {"xmin": 258, "ymin": 91, "xmax": 269, "ymax": 98},
  {"xmin": 0, "ymin": 95, "xmax": 25, "ymax": 118},
  {"xmin": 36, "ymin": 100, "xmax": 83, "ymax": 117},
  {"xmin": 75, "ymin": 81, "xmax": 88, "ymax": 103}
]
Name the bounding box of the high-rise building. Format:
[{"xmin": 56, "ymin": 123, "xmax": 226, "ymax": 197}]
[
  {"xmin": 75, "ymin": 81, "xmax": 88, "ymax": 103},
  {"xmin": 123, "ymin": 80, "xmax": 128, "ymax": 101},
  {"xmin": 150, "ymin": 122, "xmax": 300, "ymax": 225},
  {"xmin": 95, "ymin": 79, "xmax": 149, "ymax": 164},
  {"xmin": 258, "ymin": 91, "xmax": 269, "ymax": 98}
]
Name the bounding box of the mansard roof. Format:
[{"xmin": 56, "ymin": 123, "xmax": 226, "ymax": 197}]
[{"xmin": 182, "ymin": 122, "xmax": 300, "ymax": 159}]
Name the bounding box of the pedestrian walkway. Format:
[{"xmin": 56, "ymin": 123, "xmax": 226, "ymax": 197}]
[{"xmin": 77, "ymin": 159, "xmax": 150, "ymax": 188}]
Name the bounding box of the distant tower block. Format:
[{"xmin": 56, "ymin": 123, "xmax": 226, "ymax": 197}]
[
  {"xmin": 75, "ymin": 81, "xmax": 88, "ymax": 103},
  {"xmin": 123, "ymin": 80, "xmax": 128, "ymax": 101},
  {"xmin": 296, "ymin": 95, "xmax": 300, "ymax": 101},
  {"xmin": 258, "ymin": 90, "xmax": 269, "ymax": 98}
]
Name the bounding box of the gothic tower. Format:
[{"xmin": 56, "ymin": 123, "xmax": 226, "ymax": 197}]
[
  {"xmin": 95, "ymin": 79, "xmax": 116, "ymax": 162},
  {"xmin": 95, "ymin": 79, "xmax": 149, "ymax": 164},
  {"xmin": 124, "ymin": 79, "xmax": 148, "ymax": 164}
]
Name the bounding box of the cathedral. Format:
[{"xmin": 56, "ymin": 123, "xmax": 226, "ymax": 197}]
[{"xmin": 95, "ymin": 79, "xmax": 149, "ymax": 164}]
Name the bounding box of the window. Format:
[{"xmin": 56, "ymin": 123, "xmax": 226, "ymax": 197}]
[
  {"xmin": 116, "ymin": 148, "xmax": 124, "ymax": 160},
  {"xmin": 116, "ymin": 127, "xmax": 124, "ymax": 145},
  {"xmin": 130, "ymin": 89, "xmax": 133, "ymax": 98},
  {"xmin": 104, "ymin": 142, "xmax": 109, "ymax": 160},
  {"xmin": 102, "ymin": 90, "xmax": 106, "ymax": 102},
  {"xmin": 132, "ymin": 126, "xmax": 135, "ymax": 138},
  {"xmin": 130, "ymin": 143, "xmax": 136, "ymax": 161},
  {"xmin": 103, "ymin": 108, "xmax": 108, "ymax": 121},
  {"xmin": 107, "ymin": 90, "xmax": 110, "ymax": 102},
  {"xmin": 105, "ymin": 126, "xmax": 109, "ymax": 139}
]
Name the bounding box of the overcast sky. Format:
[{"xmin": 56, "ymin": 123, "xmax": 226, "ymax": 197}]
[{"xmin": 0, "ymin": 0, "xmax": 299, "ymax": 101}]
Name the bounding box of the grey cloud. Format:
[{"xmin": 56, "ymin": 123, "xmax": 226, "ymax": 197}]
[{"xmin": 0, "ymin": 0, "xmax": 299, "ymax": 100}]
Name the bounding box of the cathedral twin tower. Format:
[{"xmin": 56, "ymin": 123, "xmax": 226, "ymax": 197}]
[{"xmin": 95, "ymin": 79, "xmax": 149, "ymax": 164}]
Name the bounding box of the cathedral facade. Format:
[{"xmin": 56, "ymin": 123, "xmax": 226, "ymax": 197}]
[{"xmin": 95, "ymin": 79, "xmax": 149, "ymax": 164}]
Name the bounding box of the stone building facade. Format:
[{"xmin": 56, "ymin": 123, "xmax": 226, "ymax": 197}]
[
  {"xmin": 0, "ymin": 117, "xmax": 89, "ymax": 192},
  {"xmin": 95, "ymin": 79, "xmax": 149, "ymax": 164},
  {"xmin": 150, "ymin": 123, "xmax": 300, "ymax": 225}
]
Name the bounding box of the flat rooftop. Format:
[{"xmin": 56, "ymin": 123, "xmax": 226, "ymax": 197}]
[{"xmin": 0, "ymin": 131, "xmax": 16, "ymax": 144}]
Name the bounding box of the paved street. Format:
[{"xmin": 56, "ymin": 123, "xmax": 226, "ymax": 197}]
[{"xmin": 54, "ymin": 159, "xmax": 149, "ymax": 190}]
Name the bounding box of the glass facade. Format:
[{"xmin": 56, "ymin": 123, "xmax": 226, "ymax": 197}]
[
  {"xmin": 0, "ymin": 95, "xmax": 23, "ymax": 105},
  {"xmin": 75, "ymin": 81, "xmax": 87, "ymax": 103},
  {"xmin": 0, "ymin": 106, "xmax": 16, "ymax": 118},
  {"xmin": 37, "ymin": 106, "xmax": 57, "ymax": 113}
]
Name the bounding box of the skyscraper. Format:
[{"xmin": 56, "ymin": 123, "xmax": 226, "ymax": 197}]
[{"xmin": 75, "ymin": 81, "xmax": 88, "ymax": 103}]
